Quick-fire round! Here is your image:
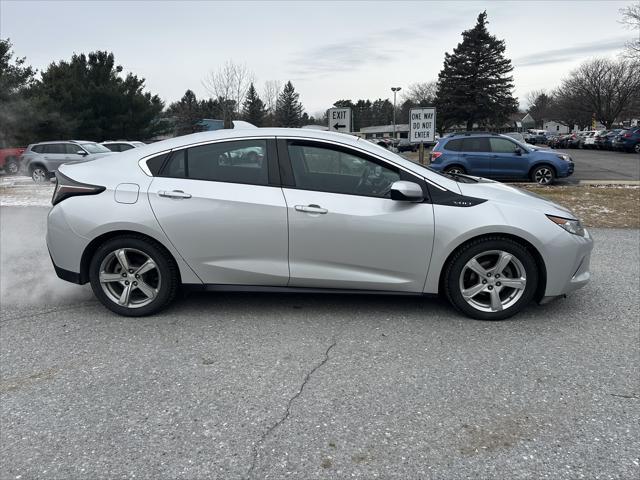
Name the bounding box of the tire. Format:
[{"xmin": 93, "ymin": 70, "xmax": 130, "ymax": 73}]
[
  {"xmin": 444, "ymin": 165, "xmax": 466, "ymax": 175},
  {"xmin": 4, "ymin": 157, "xmax": 19, "ymax": 175},
  {"xmin": 444, "ymin": 237, "xmax": 539, "ymax": 321},
  {"xmin": 89, "ymin": 235, "xmax": 179, "ymax": 316},
  {"xmin": 530, "ymin": 165, "xmax": 555, "ymax": 185},
  {"xmin": 634, "ymin": 143, "xmax": 640, "ymax": 154},
  {"xmin": 30, "ymin": 165, "xmax": 49, "ymax": 183}
]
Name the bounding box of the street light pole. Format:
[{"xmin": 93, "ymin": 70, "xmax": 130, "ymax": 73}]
[{"xmin": 391, "ymin": 87, "xmax": 401, "ymax": 139}]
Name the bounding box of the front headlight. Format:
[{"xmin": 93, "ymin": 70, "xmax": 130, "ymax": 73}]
[
  {"xmin": 556, "ymin": 154, "xmax": 571, "ymax": 162},
  {"xmin": 547, "ymin": 214, "xmax": 585, "ymax": 236}
]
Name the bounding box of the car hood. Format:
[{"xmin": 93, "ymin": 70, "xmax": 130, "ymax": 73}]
[{"xmin": 457, "ymin": 179, "xmax": 576, "ymax": 219}]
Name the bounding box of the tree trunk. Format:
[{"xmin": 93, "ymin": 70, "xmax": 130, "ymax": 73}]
[{"xmin": 466, "ymin": 118, "xmax": 474, "ymax": 131}]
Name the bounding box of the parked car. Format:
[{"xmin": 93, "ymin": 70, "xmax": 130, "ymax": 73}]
[
  {"xmin": 397, "ymin": 138, "xmax": 417, "ymax": 152},
  {"xmin": 581, "ymin": 131, "xmax": 598, "ymax": 149},
  {"xmin": 101, "ymin": 141, "xmax": 146, "ymax": 152},
  {"xmin": 611, "ymin": 127, "xmax": 640, "ymax": 153},
  {"xmin": 598, "ymin": 129, "xmax": 623, "ymax": 150},
  {"xmin": 591, "ymin": 130, "xmax": 609, "ymax": 149},
  {"xmin": 20, "ymin": 140, "xmax": 116, "ymax": 182},
  {"xmin": 0, "ymin": 146, "xmax": 26, "ymax": 175},
  {"xmin": 46, "ymin": 127, "xmax": 592, "ymax": 320},
  {"xmin": 429, "ymin": 132, "xmax": 574, "ymax": 185}
]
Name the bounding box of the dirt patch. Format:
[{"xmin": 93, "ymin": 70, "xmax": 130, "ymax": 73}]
[{"xmin": 517, "ymin": 185, "xmax": 640, "ymax": 228}]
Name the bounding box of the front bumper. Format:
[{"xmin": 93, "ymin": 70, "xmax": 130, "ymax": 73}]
[{"xmin": 544, "ymin": 228, "xmax": 593, "ymax": 297}]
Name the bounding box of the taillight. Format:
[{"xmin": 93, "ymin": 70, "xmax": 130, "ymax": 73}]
[
  {"xmin": 52, "ymin": 172, "xmax": 105, "ymax": 206},
  {"xmin": 623, "ymin": 133, "xmax": 631, "ymax": 138},
  {"xmin": 430, "ymin": 151, "xmax": 443, "ymax": 163}
]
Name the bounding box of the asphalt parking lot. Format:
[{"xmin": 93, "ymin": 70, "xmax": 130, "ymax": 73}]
[{"xmin": 1, "ymin": 206, "xmax": 639, "ymax": 480}]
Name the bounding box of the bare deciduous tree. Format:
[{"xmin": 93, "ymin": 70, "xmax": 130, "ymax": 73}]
[
  {"xmin": 619, "ymin": 3, "xmax": 640, "ymax": 58},
  {"xmin": 202, "ymin": 60, "xmax": 255, "ymax": 126},
  {"xmin": 263, "ymin": 80, "xmax": 282, "ymax": 114},
  {"xmin": 402, "ymin": 81, "xmax": 437, "ymax": 104},
  {"xmin": 524, "ymin": 89, "xmax": 555, "ymax": 128},
  {"xmin": 556, "ymin": 58, "xmax": 640, "ymax": 128}
]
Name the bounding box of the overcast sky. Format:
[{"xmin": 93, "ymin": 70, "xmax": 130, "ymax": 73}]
[{"xmin": 1, "ymin": 0, "xmax": 633, "ymax": 115}]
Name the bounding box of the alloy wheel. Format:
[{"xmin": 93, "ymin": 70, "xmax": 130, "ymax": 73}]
[
  {"xmin": 533, "ymin": 167, "xmax": 553, "ymax": 185},
  {"xmin": 6, "ymin": 160, "xmax": 19, "ymax": 174},
  {"xmin": 458, "ymin": 250, "xmax": 527, "ymax": 313},
  {"xmin": 98, "ymin": 248, "xmax": 161, "ymax": 309},
  {"xmin": 446, "ymin": 167, "xmax": 465, "ymax": 175},
  {"xmin": 31, "ymin": 167, "xmax": 47, "ymax": 183}
]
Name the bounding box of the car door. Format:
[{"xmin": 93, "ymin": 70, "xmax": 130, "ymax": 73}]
[
  {"xmin": 148, "ymin": 138, "xmax": 289, "ymax": 286},
  {"xmin": 489, "ymin": 137, "xmax": 528, "ymax": 178},
  {"xmin": 42, "ymin": 143, "xmax": 68, "ymax": 170},
  {"xmin": 278, "ymin": 138, "xmax": 434, "ymax": 292},
  {"xmin": 460, "ymin": 137, "xmax": 491, "ymax": 177},
  {"xmin": 64, "ymin": 143, "xmax": 89, "ymax": 165}
]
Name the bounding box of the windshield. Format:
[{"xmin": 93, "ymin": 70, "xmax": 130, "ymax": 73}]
[{"xmin": 80, "ymin": 142, "xmax": 111, "ymax": 154}]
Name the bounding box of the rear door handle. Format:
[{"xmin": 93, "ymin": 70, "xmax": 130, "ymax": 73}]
[
  {"xmin": 158, "ymin": 190, "xmax": 192, "ymax": 199},
  {"xmin": 295, "ymin": 204, "xmax": 328, "ymax": 214}
]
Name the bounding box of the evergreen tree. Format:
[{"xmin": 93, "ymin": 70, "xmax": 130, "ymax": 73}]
[
  {"xmin": 275, "ymin": 81, "xmax": 304, "ymax": 127},
  {"xmin": 242, "ymin": 83, "xmax": 266, "ymax": 126},
  {"xmin": 30, "ymin": 51, "xmax": 164, "ymax": 140},
  {"xmin": 435, "ymin": 11, "xmax": 517, "ymax": 130}
]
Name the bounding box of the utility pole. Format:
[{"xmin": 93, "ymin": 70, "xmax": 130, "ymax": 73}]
[{"xmin": 391, "ymin": 86, "xmax": 401, "ymax": 139}]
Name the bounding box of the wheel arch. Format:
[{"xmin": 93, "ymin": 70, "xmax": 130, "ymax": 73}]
[
  {"xmin": 528, "ymin": 162, "xmax": 557, "ymax": 177},
  {"xmin": 79, "ymin": 229, "xmax": 183, "ymax": 285},
  {"xmin": 437, "ymin": 232, "xmax": 547, "ymax": 303}
]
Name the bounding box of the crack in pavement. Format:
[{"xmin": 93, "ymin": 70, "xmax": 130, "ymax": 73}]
[{"xmin": 246, "ymin": 341, "xmax": 337, "ymax": 479}]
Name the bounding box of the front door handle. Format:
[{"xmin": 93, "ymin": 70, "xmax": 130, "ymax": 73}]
[
  {"xmin": 158, "ymin": 190, "xmax": 192, "ymax": 199},
  {"xmin": 295, "ymin": 204, "xmax": 328, "ymax": 214}
]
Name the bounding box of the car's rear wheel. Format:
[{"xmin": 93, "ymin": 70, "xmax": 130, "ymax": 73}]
[
  {"xmin": 444, "ymin": 238, "xmax": 538, "ymax": 320},
  {"xmin": 634, "ymin": 143, "xmax": 640, "ymax": 154},
  {"xmin": 30, "ymin": 165, "xmax": 48, "ymax": 183},
  {"xmin": 444, "ymin": 165, "xmax": 466, "ymax": 175},
  {"xmin": 531, "ymin": 165, "xmax": 555, "ymax": 185},
  {"xmin": 89, "ymin": 236, "xmax": 178, "ymax": 316},
  {"xmin": 5, "ymin": 157, "xmax": 20, "ymax": 175}
]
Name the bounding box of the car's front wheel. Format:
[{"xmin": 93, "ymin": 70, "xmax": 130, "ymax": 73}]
[
  {"xmin": 444, "ymin": 237, "xmax": 538, "ymax": 320},
  {"xmin": 89, "ymin": 236, "xmax": 179, "ymax": 316},
  {"xmin": 531, "ymin": 165, "xmax": 555, "ymax": 185},
  {"xmin": 30, "ymin": 165, "xmax": 49, "ymax": 183}
]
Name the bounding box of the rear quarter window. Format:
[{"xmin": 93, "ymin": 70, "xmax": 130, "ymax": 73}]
[{"xmin": 444, "ymin": 139, "xmax": 464, "ymax": 151}]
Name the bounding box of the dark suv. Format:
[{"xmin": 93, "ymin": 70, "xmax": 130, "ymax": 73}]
[{"xmin": 429, "ymin": 132, "xmax": 574, "ymax": 185}]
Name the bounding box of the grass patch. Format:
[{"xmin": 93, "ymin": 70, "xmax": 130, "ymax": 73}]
[{"xmin": 517, "ymin": 185, "xmax": 639, "ymax": 228}]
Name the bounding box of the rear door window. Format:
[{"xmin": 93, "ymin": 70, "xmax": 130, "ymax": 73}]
[
  {"xmin": 462, "ymin": 137, "xmax": 490, "ymax": 152},
  {"xmin": 43, "ymin": 144, "xmax": 65, "ymax": 154}
]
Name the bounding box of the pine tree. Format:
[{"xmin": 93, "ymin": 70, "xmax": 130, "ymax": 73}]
[
  {"xmin": 242, "ymin": 83, "xmax": 266, "ymax": 126},
  {"xmin": 435, "ymin": 11, "xmax": 518, "ymax": 131},
  {"xmin": 275, "ymin": 81, "xmax": 304, "ymax": 127}
]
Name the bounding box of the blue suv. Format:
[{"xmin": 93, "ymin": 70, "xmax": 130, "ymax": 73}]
[{"xmin": 429, "ymin": 132, "xmax": 574, "ymax": 185}]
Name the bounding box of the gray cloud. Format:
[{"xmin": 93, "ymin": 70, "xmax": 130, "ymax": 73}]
[{"xmin": 514, "ymin": 37, "xmax": 628, "ymax": 67}]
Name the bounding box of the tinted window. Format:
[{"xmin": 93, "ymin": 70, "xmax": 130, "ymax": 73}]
[
  {"xmin": 462, "ymin": 137, "xmax": 490, "ymax": 152},
  {"xmin": 287, "ymin": 142, "xmax": 400, "ymax": 198},
  {"xmin": 146, "ymin": 152, "xmax": 170, "ymax": 176},
  {"xmin": 103, "ymin": 144, "xmax": 120, "ymax": 152},
  {"xmin": 43, "ymin": 144, "xmax": 66, "ymax": 154},
  {"xmin": 65, "ymin": 143, "xmax": 84, "ymax": 155},
  {"xmin": 32, "ymin": 145, "xmax": 44, "ymax": 153},
  {"xmin": 490, "ymin": 138, "xmax": 519, "ymax": 153},
  {"xmin": 444, "ymin": 139, "xmax": 464, "ymax": 151},
  {"xmin": 81, "ymin": 142, "xmax": 111, "ymax": 154},
  {"xmin": 161, "ymin": 140, "xmax": 268, "ymax": 186},
  {"xmin": 120, "ymin": 144, "xmax": 134, "ymax": 151}
]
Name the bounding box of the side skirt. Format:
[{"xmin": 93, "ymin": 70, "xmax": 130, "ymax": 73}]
[{"xmin": 182, "ymin": 284, "xmax": 437, "ymax": 297}]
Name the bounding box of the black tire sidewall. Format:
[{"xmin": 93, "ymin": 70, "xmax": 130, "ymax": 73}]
[
  {"xmin": 5, "ymin": 158, "xmax": 19, "ymax": 175},
  {"xmin": 445, "ymin": 238, "xmax": 539, "ymax": 321},
  {"xmin": 531, "ymin": 165, "xmax": 555, "ymax": 185},
  {"xmin": 445, "ymin": 166, "xmax": 466, "ymax": 175},
  {"xmin": 89, "ymin": 236, "xmax": 177, "ymax": 316}
]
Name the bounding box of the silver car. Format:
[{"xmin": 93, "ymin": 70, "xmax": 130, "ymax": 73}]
[
  {"xmin": 20, "ymin": 140, "xmax": 115, "ymax": 182},
  {"xmin": 47, "ymin": 127, "xmax": 593, "ymax": 320}
]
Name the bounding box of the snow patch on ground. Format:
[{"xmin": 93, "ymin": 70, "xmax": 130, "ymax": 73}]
[{"xmin": 0, "ymin": 176, "xmax": 54, "ymax": 207}]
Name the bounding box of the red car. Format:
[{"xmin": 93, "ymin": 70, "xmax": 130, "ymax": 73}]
[{"xmin": 0, "ymin": 147, "xmax": 26, "ymax": 175}]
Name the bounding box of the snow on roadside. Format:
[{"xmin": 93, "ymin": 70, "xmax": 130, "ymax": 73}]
[{"xmin": 0, "ymin": 176, "xmax": 54, "ymax": 207}]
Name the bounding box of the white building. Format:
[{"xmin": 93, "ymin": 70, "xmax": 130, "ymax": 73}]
[
  {"xmin": 543, "ymin": 121, "xmax": 570, "ymax": 134},
  {"xmin": 358, "ymin": 124, "xmax": 409, "ymax": 139}
]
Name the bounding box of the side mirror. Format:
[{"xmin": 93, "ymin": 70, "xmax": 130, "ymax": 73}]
[
  {"xmin": 77, "ymin": 150, "xmax": 88, "ymax": 156},
  {"xmin": 514, "ymin": 147, "xmax": 523, "ymax": 155},
  {"xmin": 390, "ymin": 181, "xmax": 424, "ymax": 202}
]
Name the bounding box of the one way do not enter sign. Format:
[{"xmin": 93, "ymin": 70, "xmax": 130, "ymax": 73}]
[
  {"xmin": 409, "ymin": 107, "xmax": 436, "ymax": 144},
  {"xmin": 328, "ymin": 108, "xmax": 352, "ymax": 133}
]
